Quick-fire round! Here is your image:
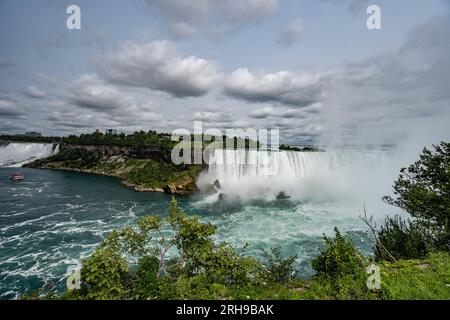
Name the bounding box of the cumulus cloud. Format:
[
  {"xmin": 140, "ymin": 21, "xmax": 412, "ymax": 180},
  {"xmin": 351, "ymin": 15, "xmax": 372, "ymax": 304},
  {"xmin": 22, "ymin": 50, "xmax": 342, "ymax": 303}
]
[
  {"xmin": 68, "ymin": 74, "xmax": 130, "ymax": 111},
  {"xmin": 24, "ymin": 86, "xmax": 48, "ymax": 99},
  {"xmin": 95, "ymin": 41, "xmax": 221, "ymax": 98},
  {"xmin": 278, "ymin": 18, "xmax": 303, "ymax": 46},
  {"xmin": 224, "ymin": 68, "xmax": 324, "ymax": 107}
]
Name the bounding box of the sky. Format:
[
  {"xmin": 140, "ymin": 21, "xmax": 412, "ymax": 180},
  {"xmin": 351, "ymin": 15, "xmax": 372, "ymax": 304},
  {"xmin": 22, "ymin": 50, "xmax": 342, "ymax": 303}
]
[{"xmin": 0, "ymin": 0, "xmax": 449, "ymax": 145}]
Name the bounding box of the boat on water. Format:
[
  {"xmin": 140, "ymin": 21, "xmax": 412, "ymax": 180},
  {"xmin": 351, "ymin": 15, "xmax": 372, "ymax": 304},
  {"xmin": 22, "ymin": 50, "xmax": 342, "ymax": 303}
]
[{"xmin": 10, "ymin": 173, "xmax": 25, "ymax": 181}]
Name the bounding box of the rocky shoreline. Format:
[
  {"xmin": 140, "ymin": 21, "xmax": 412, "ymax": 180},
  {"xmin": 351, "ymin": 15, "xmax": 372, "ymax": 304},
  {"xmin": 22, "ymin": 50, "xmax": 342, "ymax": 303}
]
[{"xmin": 25, "ymin": 156, "xmax": 203, "ymax": 195}]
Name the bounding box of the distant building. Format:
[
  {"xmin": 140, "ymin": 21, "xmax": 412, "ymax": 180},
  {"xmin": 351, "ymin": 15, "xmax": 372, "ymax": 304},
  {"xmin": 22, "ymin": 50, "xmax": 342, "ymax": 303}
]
[
  {"xmin": 25, "ymin": 131, "xmax": 42, "ymax": 137},
  {"xmin": 105, "ymin": 129, "xmax": 117, "ymax": 135}
]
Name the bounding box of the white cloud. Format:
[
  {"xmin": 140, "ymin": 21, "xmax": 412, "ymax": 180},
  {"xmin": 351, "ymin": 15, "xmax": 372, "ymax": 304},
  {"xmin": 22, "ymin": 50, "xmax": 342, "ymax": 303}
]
[
  {"xmin": 95, "ymin": 41, "xmax": 221, "ymax": 98},
  {"xmin": 224, "ymin": 68, "xmax": 324, "ymax": 106}
]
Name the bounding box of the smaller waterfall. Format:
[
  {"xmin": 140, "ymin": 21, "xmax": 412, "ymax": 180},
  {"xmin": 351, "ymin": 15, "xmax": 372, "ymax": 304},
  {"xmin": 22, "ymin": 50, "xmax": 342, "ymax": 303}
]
[{"xmin": 0, "ymin": 143, "xmax": 59, "ymax": 167}]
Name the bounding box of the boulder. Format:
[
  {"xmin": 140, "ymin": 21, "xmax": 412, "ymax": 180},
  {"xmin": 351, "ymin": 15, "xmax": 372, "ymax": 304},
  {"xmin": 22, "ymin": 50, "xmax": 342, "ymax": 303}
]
[
  {"xmin": 213, "ymin": 179, "xmax": 221, "ymax": 189},
  {"xmin": 203, "ymin": 179, "xmax": 221, "ymax": 195},
  {"xmin": 276, "ymin": 191, "xmax": 291, "ymax": 200}
]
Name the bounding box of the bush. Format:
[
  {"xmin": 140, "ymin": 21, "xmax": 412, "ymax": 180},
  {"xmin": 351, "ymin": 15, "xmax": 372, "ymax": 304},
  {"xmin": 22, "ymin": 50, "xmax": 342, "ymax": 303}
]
[
  {"xmin": 375, "ymin": 216, "xmax": 430, "ymax": 261},
  {"xmin": 262, "ymin": 246, "xmax": 297, "ymax": 284},
  {"xmin": 312, "ymin": 228, "xmax": 366, "ymax": 279},
  {"xmin": 311, "ymin": 228, "xmax": 373, "ymax": 299}
]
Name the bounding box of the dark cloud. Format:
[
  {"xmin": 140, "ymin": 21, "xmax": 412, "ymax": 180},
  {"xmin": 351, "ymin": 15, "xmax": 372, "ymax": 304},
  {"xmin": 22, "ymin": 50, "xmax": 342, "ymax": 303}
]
[
  {"xmin": 0, "ymin": 100, "xmax": 26, "ymax": 119},
  {"xmin": 0, "ymin": 119, "xmax": 27, "ymax": 133},
  {"xmin": 68, "ymin": 74, "xmax": 126, "ymax": 111}
]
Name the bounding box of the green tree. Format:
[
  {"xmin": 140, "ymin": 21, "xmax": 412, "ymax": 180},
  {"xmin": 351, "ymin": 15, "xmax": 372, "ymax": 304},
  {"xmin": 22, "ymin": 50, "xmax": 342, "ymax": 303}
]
[{"xmin": 383, "ymin": 142, "xmax": 450, "ymax": 251}]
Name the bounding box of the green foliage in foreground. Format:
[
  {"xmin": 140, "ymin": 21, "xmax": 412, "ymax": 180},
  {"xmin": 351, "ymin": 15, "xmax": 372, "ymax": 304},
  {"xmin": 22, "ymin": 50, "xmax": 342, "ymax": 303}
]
[
  {"xmin": 310, "ymin": 228, "xmax": 378, "ymax": 300},
  {"xmin": 379, "ymin": 252, "xmax": 450, "ymax": 300},
  {"xmin": 52, "ymin": 199, "xmax": 450, "ymax": 300},
  {"xmin": 60, "ymin": 198, "xmax": 297, "ymax": 300}
]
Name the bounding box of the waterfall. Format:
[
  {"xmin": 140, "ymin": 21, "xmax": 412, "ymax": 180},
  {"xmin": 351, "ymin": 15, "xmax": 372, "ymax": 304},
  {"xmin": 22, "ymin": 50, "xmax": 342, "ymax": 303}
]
[
  {"xmin": 202, "ymin": 148, "xmax": 398, "ymax": 203},
  {"xmin": 0, "ymin": 143, "xmax": 59, "ymax": 167}
]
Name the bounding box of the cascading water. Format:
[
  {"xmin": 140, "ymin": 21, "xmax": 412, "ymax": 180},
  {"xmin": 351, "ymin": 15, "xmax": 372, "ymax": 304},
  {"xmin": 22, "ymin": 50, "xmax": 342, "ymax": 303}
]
[
  {"xmin": 202, "ymin": 148, "xmax": 399, "ymax": 204},
  {"xmin": 0, "ymin": 143, "xmax": 59, "ymax": 167}
]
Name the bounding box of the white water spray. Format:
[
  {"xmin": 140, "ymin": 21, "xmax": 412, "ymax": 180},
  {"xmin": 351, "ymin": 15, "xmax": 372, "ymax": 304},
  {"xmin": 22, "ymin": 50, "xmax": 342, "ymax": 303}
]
[{"xmin": 201, "ymin": 148, "xmax": 402, "ymax": 206}]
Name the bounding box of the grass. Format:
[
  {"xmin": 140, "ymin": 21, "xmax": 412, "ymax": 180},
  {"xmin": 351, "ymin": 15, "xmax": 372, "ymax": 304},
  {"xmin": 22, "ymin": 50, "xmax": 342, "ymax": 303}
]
[
  {"xmin": 379, "ymin": 252, "xmax": 450, "ymax": 300},
  {"xmin": 221, "ymin": 252, "xmax": 450, "ymax": 300}
]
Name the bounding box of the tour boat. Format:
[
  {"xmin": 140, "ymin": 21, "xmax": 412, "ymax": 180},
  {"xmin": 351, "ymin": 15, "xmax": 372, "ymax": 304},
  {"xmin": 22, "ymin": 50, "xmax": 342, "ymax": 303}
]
[{"xmin": 10, "ymin": 173, "xmax": 25, "ymax": 181}]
